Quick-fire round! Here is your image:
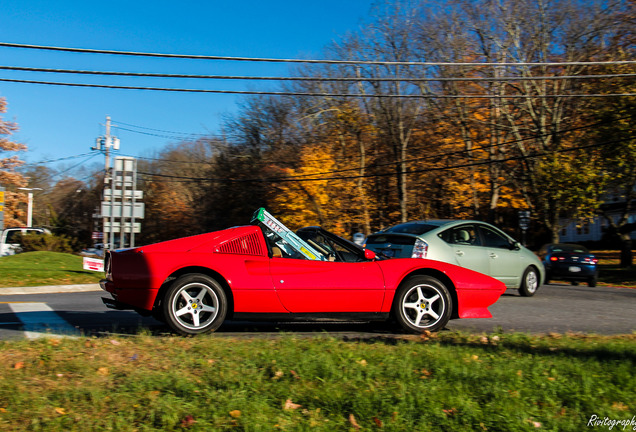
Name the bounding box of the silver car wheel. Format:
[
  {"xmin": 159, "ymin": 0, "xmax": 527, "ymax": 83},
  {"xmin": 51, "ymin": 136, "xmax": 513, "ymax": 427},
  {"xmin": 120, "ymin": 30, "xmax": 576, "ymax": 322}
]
[
  {"xmin": 395, "ymin": 275, "xmax": 452, "ymax": 332},
  {"xmin": 171, "ymin": 282, "xmax": 219, "ymax": 330},
  {"xmin": 163, "ymin": 274, "xmax": 227, "ymax": 335},
  {"xmin": 519, "ymin": 267, "xmax": 540, "ymax": 297}
]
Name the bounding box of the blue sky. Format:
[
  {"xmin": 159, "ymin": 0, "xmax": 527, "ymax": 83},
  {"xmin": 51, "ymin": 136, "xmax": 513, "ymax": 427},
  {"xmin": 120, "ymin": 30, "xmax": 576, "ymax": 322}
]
[{"xmin": 1, "ymin": 0, "xmax": 373, "ymax": 176}]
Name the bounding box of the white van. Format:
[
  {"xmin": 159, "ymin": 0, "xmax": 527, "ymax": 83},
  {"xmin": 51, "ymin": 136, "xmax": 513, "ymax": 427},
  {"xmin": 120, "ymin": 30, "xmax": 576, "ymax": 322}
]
[{"xmin": 0, "ymin": 227, "xmax": 51, "ymax": 256}]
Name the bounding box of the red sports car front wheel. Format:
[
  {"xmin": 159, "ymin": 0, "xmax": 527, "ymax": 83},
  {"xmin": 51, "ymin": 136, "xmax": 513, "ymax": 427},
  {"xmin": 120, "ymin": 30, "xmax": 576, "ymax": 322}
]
[
  {"xmin": 162, "ymin": 274, "xmax": 228, "ymax": 335},
  {"xmin": 394, "ymin": 275, "xmax": 452, "ymax": 333}
]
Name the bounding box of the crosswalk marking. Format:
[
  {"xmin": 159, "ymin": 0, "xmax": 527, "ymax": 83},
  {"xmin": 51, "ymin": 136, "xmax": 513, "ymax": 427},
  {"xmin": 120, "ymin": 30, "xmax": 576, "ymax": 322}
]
[{"xmin": 8, "ymin": 302, "xmax": 78, "ymax": 339}]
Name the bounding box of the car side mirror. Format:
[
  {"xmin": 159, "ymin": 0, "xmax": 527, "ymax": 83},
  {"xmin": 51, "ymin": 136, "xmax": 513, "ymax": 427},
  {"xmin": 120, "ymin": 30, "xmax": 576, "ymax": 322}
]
[
  {"xmin": 364, "ymin": 249, "xmax": 376, "ymax": 260},
  {"xmin": 511, "ymin": 241, "xmax": 521, "ymax": 250}
]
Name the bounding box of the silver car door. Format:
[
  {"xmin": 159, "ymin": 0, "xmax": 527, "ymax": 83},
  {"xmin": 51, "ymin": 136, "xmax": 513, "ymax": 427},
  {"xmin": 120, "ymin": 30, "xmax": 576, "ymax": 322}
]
[
  {"xmin": 478, "ymin": 224, "xmax": 521, "ymax": 287},
  {"xmin": 440, "ymin": 224, "xmax": 490, "ymax": 274}
]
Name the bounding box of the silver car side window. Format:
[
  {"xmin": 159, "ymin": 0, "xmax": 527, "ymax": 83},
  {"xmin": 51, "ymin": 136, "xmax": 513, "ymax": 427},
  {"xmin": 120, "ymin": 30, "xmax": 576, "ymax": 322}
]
[
  {"xmin": 440, "ymin": 225, "xmax": 480, "ymax": 246},
  {"xmin": 479, "ymin": 226, "xmax": 512, "ymax": 249}
]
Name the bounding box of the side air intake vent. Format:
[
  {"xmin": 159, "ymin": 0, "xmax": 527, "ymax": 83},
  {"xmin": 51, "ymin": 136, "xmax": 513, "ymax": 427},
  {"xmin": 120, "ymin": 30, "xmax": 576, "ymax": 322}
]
[{"xmin": 217, "ymin": 233, "xmax": 265, "ymax": 256}]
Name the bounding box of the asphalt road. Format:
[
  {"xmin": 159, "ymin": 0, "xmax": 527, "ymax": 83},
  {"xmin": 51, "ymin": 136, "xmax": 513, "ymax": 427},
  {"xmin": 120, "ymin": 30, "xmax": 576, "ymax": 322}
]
[{"xmin": 0, "ymin": 283, "xmax": 634, "ymax": 340}]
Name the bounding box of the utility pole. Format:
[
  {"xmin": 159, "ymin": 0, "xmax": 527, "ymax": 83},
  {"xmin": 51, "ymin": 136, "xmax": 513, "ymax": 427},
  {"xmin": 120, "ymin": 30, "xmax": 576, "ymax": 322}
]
[
  {"xmin": 93, "ymin": 116, "xmax": 119, "ymax": 250},
  {"xmin": 93, "ymin": 116, "xmax": 143, "ymax": 250}
]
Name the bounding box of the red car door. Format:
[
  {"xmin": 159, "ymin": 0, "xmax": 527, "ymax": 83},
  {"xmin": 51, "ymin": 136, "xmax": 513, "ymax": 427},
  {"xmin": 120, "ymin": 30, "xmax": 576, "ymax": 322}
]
[{"xmin": 269, "ymin": 258, "xmax": 386, "ymax": 313}]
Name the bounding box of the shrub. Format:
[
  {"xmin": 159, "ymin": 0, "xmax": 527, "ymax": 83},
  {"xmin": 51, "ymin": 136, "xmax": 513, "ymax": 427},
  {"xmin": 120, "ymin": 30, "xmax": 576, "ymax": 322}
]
[{"xmin": 16, "ymin": 232, "xmax": 74, "ymax": 253}]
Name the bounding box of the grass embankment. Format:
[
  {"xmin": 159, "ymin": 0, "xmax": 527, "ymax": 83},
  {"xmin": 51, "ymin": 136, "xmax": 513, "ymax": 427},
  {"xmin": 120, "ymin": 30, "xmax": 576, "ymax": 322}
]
[
  {"xmin": 0, "ymin": 252, "xmax": 103, "ymax": 288},
  {"xmin": 0, "ymin": 332, "xmax": 634, "ymax": 431}
]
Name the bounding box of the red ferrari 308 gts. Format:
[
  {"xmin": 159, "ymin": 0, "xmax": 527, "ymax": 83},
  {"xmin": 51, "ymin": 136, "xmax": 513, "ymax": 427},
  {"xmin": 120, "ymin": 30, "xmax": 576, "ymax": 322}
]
[{"xmin": 101, "ymin": 209, "xmax": 506, "ymax": 335}]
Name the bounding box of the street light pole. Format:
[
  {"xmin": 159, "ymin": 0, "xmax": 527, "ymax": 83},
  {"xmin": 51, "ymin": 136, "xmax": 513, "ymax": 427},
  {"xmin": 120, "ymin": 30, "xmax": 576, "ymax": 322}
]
[{"xmin": 18, "ymin": 187, "xmax": 43, "ymax": 227}]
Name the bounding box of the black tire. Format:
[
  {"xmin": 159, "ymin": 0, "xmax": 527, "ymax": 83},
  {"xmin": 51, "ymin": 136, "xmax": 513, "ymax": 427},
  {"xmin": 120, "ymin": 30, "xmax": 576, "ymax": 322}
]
[
  {"xmin": 588, "ymin": 275, "xmax": 598, "ymax": 287},
  {"xmin": 162, "ymin": 274, "xmax": 227, "ymax": 335},
  {"xmin": 518, "ymin": 267, "xmax": 540, "ymax": 297},
  {"xmin": 393, "ymin": 275, "xmax": 452, "ymax": 333}
]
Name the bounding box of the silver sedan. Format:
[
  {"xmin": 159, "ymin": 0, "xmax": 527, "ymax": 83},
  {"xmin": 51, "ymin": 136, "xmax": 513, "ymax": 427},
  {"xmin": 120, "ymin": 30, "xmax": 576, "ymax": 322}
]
[{"xmin": 365, "ymin": 220, "xmax": 545, "ymax": 296}]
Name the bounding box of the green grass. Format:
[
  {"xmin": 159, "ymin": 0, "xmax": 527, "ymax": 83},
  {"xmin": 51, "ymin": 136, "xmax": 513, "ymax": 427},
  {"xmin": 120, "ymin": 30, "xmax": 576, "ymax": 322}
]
[
  {"xmin": 0, "ymin": 332, "xmax": 633, "ymax": 431},
  {"xmin": 0, "ymin": 252, "xmax": 103, "ymax": 288}
]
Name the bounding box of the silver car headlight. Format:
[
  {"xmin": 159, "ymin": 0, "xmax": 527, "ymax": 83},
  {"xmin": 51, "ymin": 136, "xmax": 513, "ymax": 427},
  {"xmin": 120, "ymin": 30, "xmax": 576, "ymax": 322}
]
[{"xmin": 411, "ymin": 239, "xmax": 428, "ymax": 259}]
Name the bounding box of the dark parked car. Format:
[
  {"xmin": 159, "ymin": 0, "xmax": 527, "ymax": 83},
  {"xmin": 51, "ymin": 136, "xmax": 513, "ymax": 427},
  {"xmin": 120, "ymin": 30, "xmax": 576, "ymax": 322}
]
[{"xmin": 539, "ymin": 244, "xmax": 599, "ymax": 287}]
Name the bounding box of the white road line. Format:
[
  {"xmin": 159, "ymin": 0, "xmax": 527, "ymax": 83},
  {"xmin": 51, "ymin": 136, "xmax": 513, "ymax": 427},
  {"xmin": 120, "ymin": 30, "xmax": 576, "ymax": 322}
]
[{"xmin": 8, "ymin": 302, "xmax": 78, "ymax": 339}]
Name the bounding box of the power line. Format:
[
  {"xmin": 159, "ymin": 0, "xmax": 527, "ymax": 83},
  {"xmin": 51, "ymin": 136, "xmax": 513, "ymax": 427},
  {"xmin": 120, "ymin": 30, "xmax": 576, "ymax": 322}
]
[
  {"xmin": 50, "ymin": 153, "xmax": 100, "ymax": 178},
  {"xmin": 111, "ymin": 120, "xmax": 209, "ymax": 136},
  {"xmin": 119, "ymin": 153, "xmax": 215, "ymax": 164},
  {"xmin": 116, "ymin": 112, "xmax": 636, "ymax": 172},
  {"xmin": 135, "ymin": 113, "xmax": 634, "ymax": 183},
  {"xmin": 2, "ymin": 42, "xmax": 635, "ymax": 67},
  {"xmin": 25, "ymin": 152, "xmax": 96, "ymax": 166},
  {"xmin": 137, "ymin": 139, "xmax": 623, "ymax": 184},
  {"xmin": 113, "ymin": 125, "xmax": 210, "ymax": 140},
  {"xmin": 1, "ymin": 77, "xmax": 633, "ymax": 98},
  {"xmin": 2, "ymin": 65, "xmax": 634, "ymax": 82},
  {"xmin": 133, "ymin": 105, "xmax": 635, "ymax": 182}
]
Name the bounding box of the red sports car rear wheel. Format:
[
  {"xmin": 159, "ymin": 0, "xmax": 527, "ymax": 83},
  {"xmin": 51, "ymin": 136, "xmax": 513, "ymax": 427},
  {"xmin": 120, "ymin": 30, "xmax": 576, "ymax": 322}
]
[{"xmin": 163, "ymin": 274, "xmax": 228, "ymax": 335}]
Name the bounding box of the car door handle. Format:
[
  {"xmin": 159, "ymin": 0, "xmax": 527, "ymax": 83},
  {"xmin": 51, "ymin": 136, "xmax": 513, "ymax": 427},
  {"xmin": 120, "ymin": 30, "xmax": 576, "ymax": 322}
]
[
  {"xmin": 455, "ymin": 250, "xmax": 464, "ymax": 256},
  {"xmin": 489, "ymin": 253, "xmax": 498, "ymax": 259}
]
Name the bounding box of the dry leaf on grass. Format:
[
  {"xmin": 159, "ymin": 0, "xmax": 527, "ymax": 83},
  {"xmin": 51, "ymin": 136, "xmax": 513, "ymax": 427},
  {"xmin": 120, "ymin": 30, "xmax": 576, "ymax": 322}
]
[
  {"xmin": 349, "ymin": 414, "xmax": 361, "ymax": 430},
  {"xmin": 180, "ymin": 415, "xmax": 196, "ymax": 428},
  {"xmin": 283, "ymin": 399, "xmax": 301, "ymax": 410}
]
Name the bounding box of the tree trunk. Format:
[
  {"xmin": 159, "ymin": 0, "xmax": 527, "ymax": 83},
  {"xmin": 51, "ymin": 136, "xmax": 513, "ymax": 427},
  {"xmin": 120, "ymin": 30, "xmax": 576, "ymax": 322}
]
[{"xmin": 619, "ymin": 233, "xmax": 633, "ymax": 268}]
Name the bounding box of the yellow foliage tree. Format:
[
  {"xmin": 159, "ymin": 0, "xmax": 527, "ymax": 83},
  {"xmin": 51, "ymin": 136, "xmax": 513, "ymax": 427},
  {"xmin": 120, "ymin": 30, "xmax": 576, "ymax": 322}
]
[{"xmin": 270, "ymin": 144, "xmax": 350, "ymax": 236}]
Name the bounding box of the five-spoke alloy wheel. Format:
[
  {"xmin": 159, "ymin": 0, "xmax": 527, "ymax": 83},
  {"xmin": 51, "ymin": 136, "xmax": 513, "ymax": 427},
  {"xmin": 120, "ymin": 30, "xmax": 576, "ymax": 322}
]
[
  {"xmin": 394, "ymin": 275, "xmax": 452, "ymax": 333},
  {"xmin": 163, "ymin": 274, "xmax": 227, "ymax": 335}
]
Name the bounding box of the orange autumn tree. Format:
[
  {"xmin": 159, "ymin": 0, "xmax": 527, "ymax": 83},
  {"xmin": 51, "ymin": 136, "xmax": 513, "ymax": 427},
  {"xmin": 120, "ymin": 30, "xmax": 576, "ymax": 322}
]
[
  {"xmin": 270, "ymin": 143, "xmax": 350, "ymax": 236},
  {"xmin": 412, "ymin": 65, "xmax": 527, "ymax": 222},
  {"xmin": 317, "ymin": 102, "xmax": 378, "ymax": 235},
  {"xmin": 433, "ymin": 121, "xmax": 525, "ymax": 220},
  {"xmin": 0, "ymin": 96, "xmax": 28, "ymax": 227}
]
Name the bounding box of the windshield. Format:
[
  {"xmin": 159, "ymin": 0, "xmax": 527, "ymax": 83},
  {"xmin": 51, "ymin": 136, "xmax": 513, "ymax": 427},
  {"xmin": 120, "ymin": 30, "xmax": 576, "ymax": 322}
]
[{"xmin": 297, "ymin": 227, "xmax": 367, "ymax": 263}]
